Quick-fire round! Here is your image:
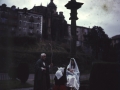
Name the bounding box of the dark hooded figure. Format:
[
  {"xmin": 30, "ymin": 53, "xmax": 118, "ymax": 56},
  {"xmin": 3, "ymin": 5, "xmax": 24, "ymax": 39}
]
[
  {"xmin": 53, "ymin": 66, "xmax": 67, "ymax": 90},
  {"xmin": 34, "ymin": 53, "xmax": 53, "ymax": 90}
]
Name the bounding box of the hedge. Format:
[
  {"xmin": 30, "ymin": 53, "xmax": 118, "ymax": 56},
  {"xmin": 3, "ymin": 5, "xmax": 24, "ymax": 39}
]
[
  {"xmin": 89, "ymin": 62, "xmax": 120, "ymax": 90},
  {"xmin": 0, "ymin": 36, "xmax": 37, "ymax": 47},
  {"xmin": 17, "ymin": 63, "xmax": 29, "ymax": 83}
]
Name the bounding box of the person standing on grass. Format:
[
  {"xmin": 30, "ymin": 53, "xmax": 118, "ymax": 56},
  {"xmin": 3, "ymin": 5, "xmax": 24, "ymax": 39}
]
[{"xmin": 34, "ymin": 53, "xmax": 53, "ymax": 90}]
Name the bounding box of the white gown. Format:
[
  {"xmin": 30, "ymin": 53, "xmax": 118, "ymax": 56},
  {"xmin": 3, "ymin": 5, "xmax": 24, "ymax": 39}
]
[{"xmin": 66, "ymin": 58, "xmax": 80, "ymax": 90}]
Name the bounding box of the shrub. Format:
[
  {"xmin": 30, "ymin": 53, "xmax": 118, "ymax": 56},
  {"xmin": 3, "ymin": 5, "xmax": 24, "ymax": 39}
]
[
  {"xmin": 0, "ymin": 36, "xmax": 37, "ymax": 47},
  {"xmin": 89, "ymin": 62, "xmax": 120, "ymax": 90},
  {"xmin": 13, "ymin": 36, "xmax": 37, "ymax": 46},
  {"xmin": 17, "ymin": 63, "xmax": 29, "ymax": 83}
]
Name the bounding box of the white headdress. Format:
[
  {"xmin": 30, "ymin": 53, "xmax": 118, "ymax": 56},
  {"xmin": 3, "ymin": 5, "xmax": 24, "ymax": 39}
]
[
  {"xmin": 66, "ymin": 58, "xmax": 80, "ymax": 90},
  {"xmin": 67, "ymin": 58, "xmax": 80, "ymax": 74}
]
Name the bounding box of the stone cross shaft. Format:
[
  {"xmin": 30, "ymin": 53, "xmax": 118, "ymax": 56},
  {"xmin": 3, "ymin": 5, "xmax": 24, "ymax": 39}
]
[{"xmin": 65, "ymin": 0, "xmax": 83, "ymax": 57}]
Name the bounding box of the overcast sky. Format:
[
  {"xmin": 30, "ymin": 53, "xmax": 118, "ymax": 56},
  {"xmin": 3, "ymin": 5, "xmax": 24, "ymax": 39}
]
[{"xmin": 0, "ymin": 0, "xmax": 120, "ymax": 38}]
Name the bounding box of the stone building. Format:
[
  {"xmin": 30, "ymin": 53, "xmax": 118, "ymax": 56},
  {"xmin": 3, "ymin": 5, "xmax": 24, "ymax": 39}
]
[
  {"xmin": 0, "ymin": 0, "xmax": 92, "ymax": 45},
  {"xmin": 68, "ymin": 24, "xmax": 90, "ymax": 46},
  {"xmin": 0, "ymin": 4, "xmax": 42, "ymax": 38},
  {"xmin": 0, "ymin": 0, "xmax": 68, "ymax": 42},
  {"xmin": 18, "ymin": 8, "xmax": 42, "ymax": 38},
  {"xmin": 0, "ymin": 4, "xmax": 19, "ymax": 37},
  {"xmin": 67, "ymin": 24, "xmax": 92, "ymax": 53},
  {"xmin": 111, "ymin": 35, "xmax": 120, "ymax": 62},
  {"xmin": 30, "ymin": 0, "xmax": 68, "ymax": 42},
  {"xmin": 111, "ymin": 35, "xmax": 120, "ymax": 47}
]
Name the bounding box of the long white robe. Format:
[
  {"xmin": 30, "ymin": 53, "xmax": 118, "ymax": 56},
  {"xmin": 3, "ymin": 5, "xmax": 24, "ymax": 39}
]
[{"xmin": 66, "ymin": 58, "xmax": 80, "ymax": 90}]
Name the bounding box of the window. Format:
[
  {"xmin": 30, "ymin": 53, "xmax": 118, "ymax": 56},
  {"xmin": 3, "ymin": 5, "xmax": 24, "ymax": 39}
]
[
  {"xmin": 1, "ymin": 18, "xmax": 6, "ymax": 23},
  {"xmin": 30, "ymin": 30, "xmax": 33, "ymax": 33},
  {"xmin": 37, "ymin": 24, "xmax": 39, "ymax": 27},
  {"xmin": 1, "ymin": 12, "xmax": 5, "ymax": 18},
  {"xmin": 38, "ymin": 17, "xmax": 40, "ymax": 20},
  {"xmin": 19, "ymin": 21, "xmax": 21, "ymax": 24},
  {"xmin": 84, "ymin": 29, "xmax": 88, "ymax": 35},
  {"xmin": 24, "ymin": 21, "xmax": 26, "ymax": 26},
  {"xmin": 19, "ymin": 15, "xmax": 21, "ymax": 18},
  {"xmin": 29, "ymin": 16, "xmax": 34, "ymax": 22}
]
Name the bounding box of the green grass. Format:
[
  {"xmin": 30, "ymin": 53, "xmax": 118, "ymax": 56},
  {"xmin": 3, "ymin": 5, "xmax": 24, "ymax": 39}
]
[{"xmin": 0, "ymin": 79, "xmax": 33, "ymax": 90}]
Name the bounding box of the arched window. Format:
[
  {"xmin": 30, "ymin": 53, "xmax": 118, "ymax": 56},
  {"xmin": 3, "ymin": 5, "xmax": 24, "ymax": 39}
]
[{"xmin": 29, "ymin": 16, "xmax": 34, "ymax": 22}]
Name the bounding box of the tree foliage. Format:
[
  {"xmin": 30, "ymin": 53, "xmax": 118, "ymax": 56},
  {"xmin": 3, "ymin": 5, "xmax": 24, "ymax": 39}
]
[{"xmin": 84, "ymin": 26, "xmax": 111, "ymax": 60}]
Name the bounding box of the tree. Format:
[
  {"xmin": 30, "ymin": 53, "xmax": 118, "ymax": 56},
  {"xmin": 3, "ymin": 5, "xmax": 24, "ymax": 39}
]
[{"xmin": 84, "ymin": 26, "xmax": 111, "ymax": 60}]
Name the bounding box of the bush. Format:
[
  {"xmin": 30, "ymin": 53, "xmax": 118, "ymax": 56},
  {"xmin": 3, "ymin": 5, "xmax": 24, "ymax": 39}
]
[
  {"xmin": 89, "ymin": 62, "xmax": 120, "ymax": 90},
  {"xmin": 13, "ymin": 36, "xmax": 37, "ymax": 46},
  {"xmin": 0, "ymin": 36, "xmax": 37, "ymax": 47},
  {"xmin": 17, "ymin": 63, "xmax": 29, "ymax": 83}
]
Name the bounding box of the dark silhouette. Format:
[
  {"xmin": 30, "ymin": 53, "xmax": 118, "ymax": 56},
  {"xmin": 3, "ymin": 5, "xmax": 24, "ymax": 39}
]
[
  {"xmin": 34, "ymin": 53, "xmax": 53, "ymax": 90},
  {"xmin": 84, "ymin": 26, "xmax": 111, "ymax": 60}
]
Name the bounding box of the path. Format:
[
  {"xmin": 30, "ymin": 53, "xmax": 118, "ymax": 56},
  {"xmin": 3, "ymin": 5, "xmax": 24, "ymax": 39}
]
[{"xmin": 0, "ymin": 73, "xmax": 90, "ymax": 90}]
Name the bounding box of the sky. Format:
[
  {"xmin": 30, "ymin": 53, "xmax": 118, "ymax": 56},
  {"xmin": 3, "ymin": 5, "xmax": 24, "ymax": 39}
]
[{"xmin": 0, "ymin": 0, "xmax": 120, "ymax": 38}]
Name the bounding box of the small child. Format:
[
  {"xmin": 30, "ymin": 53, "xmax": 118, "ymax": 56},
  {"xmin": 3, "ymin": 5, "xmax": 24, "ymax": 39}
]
[{"xmin": 53, "ymin": 67, "xmax": 67, "ymax": 90}]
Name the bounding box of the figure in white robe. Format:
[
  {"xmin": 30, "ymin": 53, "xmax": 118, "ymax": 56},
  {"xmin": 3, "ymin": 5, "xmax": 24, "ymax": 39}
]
[{"xmin": 66, "ymin": 58, "xmax": 80, "ymax": 90}]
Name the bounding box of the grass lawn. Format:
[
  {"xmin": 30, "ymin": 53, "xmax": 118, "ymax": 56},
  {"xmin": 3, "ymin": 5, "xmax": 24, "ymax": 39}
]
[{"xmin": 0, "ymin": 79, "xmax": 33, "ymax": 90}]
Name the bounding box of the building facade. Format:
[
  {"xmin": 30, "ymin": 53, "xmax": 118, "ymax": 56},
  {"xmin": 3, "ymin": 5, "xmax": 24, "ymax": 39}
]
[
  {"xmin": 67, "ymin": 24, "xmax": 92, "ymax": 53},
  {"xmin": 111, "ymin": 35, "xmax": 120, "ymax": 47},
  {"xmin": 18, "ymin": 8, "xmax": 42, "ymax": 38},
  {"xmin": 68, "ymin": 24, "xmax": 90, "ymax": 46},
  {"xmin": 111, "ymin": 35, "xmax": 120, "ymax": 62},
  {"xmin": 0, "ymin": 0, "xmax": 68, "ymax": 42},
  {"xmin": 0, "ymin": 0, "xmax": 92, "ymax": 47},
  {"xmin": 30, "ymin": 0, "xmax": 68, "ymax": 41},
  {"xmin": 0, "ymin": 4, "xmax": 43, "ymax": 38}
]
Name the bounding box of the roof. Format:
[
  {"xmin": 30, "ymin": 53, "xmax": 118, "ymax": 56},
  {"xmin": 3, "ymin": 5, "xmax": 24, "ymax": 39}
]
[
  {"xmin": 112, "ymin": 35, "xmax": 120, "ymax": 39},
  {"xmin": 47, "ymin": 0, "xmax": 57, "ymax": 8},
  {"xmin": 67, "ymin": 24, "xmax": 90, "ymax": 29}
]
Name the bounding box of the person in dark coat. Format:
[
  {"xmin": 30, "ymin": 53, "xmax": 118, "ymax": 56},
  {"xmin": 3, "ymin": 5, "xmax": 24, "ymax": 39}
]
[
  {"xmin": 53, "ymin": 66, "xmax": 67, "ymax": 90},
  {"xmin": 34, "ymin": 53, "xmax": 53, "ymax": 90}
]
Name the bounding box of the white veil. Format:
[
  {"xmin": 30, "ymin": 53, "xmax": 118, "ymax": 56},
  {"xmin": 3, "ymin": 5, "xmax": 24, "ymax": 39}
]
[
  {"xmin": 67, "ymin": 58, "xmax": 80, "ymax": 74},
  {"xmin": 66, "ymin": 58, "xmax": 80, "ymax": 84}
]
